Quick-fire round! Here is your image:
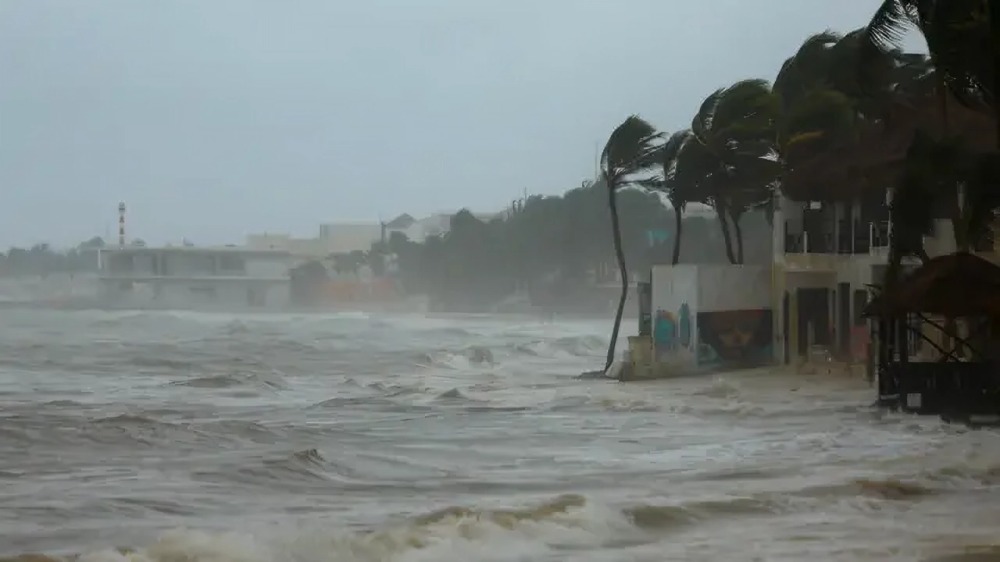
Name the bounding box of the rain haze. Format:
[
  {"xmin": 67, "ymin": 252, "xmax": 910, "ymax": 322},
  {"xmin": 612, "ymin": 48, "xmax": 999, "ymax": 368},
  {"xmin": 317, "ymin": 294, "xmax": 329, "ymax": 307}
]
[
  {"xmin": 5, "ymin": 1, "xmax": 1000, "ymax": 560},
  {"xmin": 5, "ymin": 0, "xmax": 892, "ymax": 247}
]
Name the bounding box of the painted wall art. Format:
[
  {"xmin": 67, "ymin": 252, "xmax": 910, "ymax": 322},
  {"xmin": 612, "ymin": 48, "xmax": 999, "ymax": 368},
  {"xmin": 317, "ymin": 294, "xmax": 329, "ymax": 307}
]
[{"xmin": 696, "ymin": 309, "xmax": 773, "ymax": 368}]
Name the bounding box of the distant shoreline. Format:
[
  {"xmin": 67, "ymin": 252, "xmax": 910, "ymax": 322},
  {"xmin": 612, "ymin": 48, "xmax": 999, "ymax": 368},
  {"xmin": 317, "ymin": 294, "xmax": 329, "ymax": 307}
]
[{"xmin": 0, "ymin": 299, "xmax": 625, "ymax": 321}]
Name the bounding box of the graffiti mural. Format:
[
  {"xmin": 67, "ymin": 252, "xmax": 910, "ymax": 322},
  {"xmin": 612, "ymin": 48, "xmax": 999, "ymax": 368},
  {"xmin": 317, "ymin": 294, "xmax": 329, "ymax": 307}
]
[
  {"xmin": 653, "ymin": 309, "xmax": 678, "ymax": 360},
  {"xmin": 653, "ymin": 305, "xmax": 695, "ymax": 362},
  {"xmin": 697, "ymin": 309, "xmax": 772, "ymax": 368}
]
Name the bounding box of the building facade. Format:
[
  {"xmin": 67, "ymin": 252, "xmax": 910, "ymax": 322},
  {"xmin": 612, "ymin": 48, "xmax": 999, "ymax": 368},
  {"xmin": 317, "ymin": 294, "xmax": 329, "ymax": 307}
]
[
  {"xmin": 770, "ymin": 192, "xmax": 969, "ymax": 365},
  {"xmin": 98, "ymin": 246, "xmax": 294, "ymax": 309}
]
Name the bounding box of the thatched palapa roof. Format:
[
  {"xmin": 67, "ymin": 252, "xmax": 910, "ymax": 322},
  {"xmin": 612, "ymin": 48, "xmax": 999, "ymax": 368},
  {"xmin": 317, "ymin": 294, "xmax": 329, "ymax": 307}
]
[{"xmin": 863, "ymin": 252, "xmax": 1000, "ymax": 318}]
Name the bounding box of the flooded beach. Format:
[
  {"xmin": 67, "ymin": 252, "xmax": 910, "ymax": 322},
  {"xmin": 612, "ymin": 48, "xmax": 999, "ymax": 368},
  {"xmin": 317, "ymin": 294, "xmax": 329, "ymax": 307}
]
[{"xmin": 2, "ymin": 309, "xmax": 1000, "ymax": 561}]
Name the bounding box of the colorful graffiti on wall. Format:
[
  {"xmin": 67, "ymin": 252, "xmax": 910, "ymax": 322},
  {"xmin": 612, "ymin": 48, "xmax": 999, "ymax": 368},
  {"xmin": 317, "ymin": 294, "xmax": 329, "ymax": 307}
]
[
  {"xmin": 653, "ymin": 304, "xmax": 693, "ymax": 361},
  {"xmin": 697, "ymin": 309, "xmax": 772, "ymax": 368}
]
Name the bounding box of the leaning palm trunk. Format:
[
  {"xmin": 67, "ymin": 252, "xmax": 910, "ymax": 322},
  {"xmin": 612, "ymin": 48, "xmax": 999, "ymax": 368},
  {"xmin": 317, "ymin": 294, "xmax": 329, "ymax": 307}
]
[
  {"xmin": 990, "ymin": 2, "xmax": 1000, "ymax": 151},
  {"xmin": 730, "ymin": 209, "xmax": 746, "ymax": 264},
  {"xmin": 594, "ymin": 115, "xmax": 661, "ymax": 377},
  {"xmin": 671, "ymin": 203, "xmax": 683, "ymax": 264},
  {"xmin": 715, "ymin": 206, "xmax": 738, "ymax": 264},
  {"xmin": 605, "ymin": 190, "xmax": 628, "ymax": 372}
]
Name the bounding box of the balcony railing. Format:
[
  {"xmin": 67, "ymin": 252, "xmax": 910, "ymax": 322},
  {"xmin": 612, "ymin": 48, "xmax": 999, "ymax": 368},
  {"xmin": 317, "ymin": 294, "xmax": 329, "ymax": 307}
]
[{"xmin": 784, "ymin": 220, "xmax": 890, "ymax": 255}]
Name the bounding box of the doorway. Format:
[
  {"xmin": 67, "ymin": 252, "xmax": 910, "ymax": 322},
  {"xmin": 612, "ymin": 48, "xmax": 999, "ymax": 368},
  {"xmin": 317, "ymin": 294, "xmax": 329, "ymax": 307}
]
[
  {"xmin": 838, "ymin": 282, "xmax": 851, "ymax": 358},
  {"xmin": 797, "ymin": 287, "xmax": 831, "ymax": 356}
]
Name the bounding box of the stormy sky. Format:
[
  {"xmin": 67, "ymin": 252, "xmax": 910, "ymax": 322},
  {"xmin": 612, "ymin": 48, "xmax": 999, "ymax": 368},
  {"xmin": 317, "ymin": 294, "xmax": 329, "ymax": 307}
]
[{"xmin": 0, "ymin": 1, "xmax": 916, "ymax": 247}]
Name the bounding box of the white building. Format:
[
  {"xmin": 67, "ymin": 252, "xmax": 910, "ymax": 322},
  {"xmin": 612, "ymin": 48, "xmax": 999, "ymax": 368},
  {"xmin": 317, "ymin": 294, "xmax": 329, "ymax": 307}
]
[
  {"xmin": 98, "ymin": 246, "xmax": 294, "ymax": 310},
  {"xmin": 317, "ymin": 222, "xmax": 383, "ymax": 253},
  {"xmin": 383, "ymin": 213, "xmax": 450, "ymax": 243},
  {"xmin": 770, "ymin": 191, "xmax": 969, "ymax": 366},
  {"xmin": 245, "ymin": 209, "xmax": 507, "ymax": 259}
]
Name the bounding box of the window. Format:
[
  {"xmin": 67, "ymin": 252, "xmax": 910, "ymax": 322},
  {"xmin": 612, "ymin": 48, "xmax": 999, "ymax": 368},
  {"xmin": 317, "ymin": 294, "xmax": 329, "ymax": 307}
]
[
  {"xmin": 218, "ymin": 255, "xmax": 246, "ymax": 273},
  {"xmin": 190, "ymin": 286, "xmax": 217, "ymax": 301}
]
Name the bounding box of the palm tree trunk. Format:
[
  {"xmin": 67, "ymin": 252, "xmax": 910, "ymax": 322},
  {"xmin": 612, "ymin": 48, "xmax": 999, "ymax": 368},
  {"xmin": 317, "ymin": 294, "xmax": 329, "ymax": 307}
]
[
  {"xmin": 671, "ymin": 203, "xmax": 683, "ymax": 264},
  {"xmin": 605, "ymin": 187, "xmax": 628, "ymax": 372},
  {"xmin": 715, "ymin": 206, "xmax": 738, "ymax": 264},
  {"xmin": 989, "ymin": 1, "xmax": 1000, "ymax": 151},
  {"xmin": 731, "ymin": 210, "xmax": 745, "ymax": 264}
]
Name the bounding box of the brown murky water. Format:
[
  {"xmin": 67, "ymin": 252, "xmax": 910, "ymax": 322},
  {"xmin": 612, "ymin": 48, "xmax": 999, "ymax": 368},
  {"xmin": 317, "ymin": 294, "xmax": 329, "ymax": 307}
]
[{"xmin": 1, "ymin": 309, "xmax": 999, "ymax": 561}]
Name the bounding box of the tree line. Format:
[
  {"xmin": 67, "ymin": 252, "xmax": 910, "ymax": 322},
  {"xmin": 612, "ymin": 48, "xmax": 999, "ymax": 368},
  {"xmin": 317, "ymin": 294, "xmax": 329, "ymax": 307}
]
[
  {"xmin": 0, "ymin": 238, "xmax": 109, "ymax": 277},
  {"xmin": 370, "ymin": 185, "xmax": 769, "ymax": 310},
  {"xmin": 288, "ymin": 183, "xmax": 771, "ymax": 309}
]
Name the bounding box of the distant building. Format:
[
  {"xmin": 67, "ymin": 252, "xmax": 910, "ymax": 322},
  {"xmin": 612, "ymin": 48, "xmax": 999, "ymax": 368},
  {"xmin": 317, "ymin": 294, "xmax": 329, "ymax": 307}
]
[
  {"xmin": 317, "ymin": 222, "xmax": 383, "ymax": 253},
  {"xmin": 98, "ymin": 245, "xmax": 294, "ymax": 309},
  {"xmin": 245, "ymin": 233, "xmax": 338, "ymax": 258},
  {"xmin": 383, "ymin": 213, "xmax": 450, "ymax": 243},
  {"xmin": 246, "ymin": 208, "xmax": 507, "ymax": 259}
]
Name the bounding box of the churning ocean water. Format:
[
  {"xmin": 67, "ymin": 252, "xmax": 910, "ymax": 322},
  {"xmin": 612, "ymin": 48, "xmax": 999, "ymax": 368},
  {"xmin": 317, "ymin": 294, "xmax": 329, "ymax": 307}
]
[{"xmin": 2, "ymin": 308, "xmax": 1000, "ymax": 561}]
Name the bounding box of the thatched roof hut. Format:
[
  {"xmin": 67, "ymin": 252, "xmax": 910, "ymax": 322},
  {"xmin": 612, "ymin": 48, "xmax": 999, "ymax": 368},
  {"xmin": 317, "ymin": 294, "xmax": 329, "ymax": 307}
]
[{"xmin": 863, "ymin": 252, "xmax": 1000, "ymax": 318}]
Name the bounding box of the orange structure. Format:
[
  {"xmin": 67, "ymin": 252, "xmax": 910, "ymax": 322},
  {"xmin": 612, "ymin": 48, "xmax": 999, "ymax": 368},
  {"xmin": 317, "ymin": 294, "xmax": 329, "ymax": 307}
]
[{"xmin": 321, "ymin": 277, "xmax": 400, "ymax": 303}]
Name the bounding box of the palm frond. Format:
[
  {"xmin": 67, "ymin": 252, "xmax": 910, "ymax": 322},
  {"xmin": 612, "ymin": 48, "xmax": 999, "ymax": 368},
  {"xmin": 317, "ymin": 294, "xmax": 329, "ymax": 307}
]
[
  {"xmin": 600, "ymin": 115, "xmax": 663, "ymax": 189},
  {"xmin": 863, "ymin": 0, "xmax": 914, "ymax": 53},
  {"xmin": 691, "ymin": 89, "xmax": 723, "ymax": 143}
]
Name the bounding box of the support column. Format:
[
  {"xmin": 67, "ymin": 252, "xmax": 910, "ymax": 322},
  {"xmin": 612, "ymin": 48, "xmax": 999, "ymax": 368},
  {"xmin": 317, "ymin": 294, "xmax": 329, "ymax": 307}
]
[{"xmin": 789, "ymin": 287, "xmax": 799, "ymax": 363}]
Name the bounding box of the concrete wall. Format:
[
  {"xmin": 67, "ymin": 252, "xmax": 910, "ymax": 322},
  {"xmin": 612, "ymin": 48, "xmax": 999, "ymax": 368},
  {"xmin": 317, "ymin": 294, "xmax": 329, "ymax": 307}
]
[
  {"xmin": 102, "ymin": 279, "xmax": 291, "ymax": 309},
  {"xmin": 650, "ymin": 265, "xmax": 699, "ymax": 372},
  {"xmin": 245, "ymin": 256, "xmax": 291, "ymax": 279},
  {"xmin": 246, "ymin": 234, "xmax": 336, "ymax": 258},
  {"xmin": 164, "ymin": 253, "xmax": 214, "ymax": 276},
  {"xmin": 697, "ymin": 265, "xmax": 770, "ymax": 311},
  {"xmin": 650, "ymin": 264, "xmax": 774, "ymax": 373},
  {"xmin": 318, "ymin": 223, "xmax": 383, "ymax": 253},
  {"xmin": 695, "ymin": 265, "xmax": 772, "ymax": 369}
]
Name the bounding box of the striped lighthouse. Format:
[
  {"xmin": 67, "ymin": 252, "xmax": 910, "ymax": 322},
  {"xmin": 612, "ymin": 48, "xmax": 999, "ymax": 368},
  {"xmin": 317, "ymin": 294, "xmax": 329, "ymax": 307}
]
[{"xmin": 118, "ymin": 202, "xmax": 126, "ymax": 248}]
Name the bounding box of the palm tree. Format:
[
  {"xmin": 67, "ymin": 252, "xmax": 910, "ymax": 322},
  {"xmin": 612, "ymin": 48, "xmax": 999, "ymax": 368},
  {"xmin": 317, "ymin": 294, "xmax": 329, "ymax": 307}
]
[
  {"xmin": 598, "ymin": 115, "xmax": 661, "ymax": 373},
  {"xmin": 859, "ymin": 4, "xmax": 1000, "ymax": 302},
  {"xmin": 660, "ymin": 130, "xmax": 696, "ymax": 264},
  {"xmin": 859, "ymin": 1, "xmax": 998, "ymax": 143},
  {"xmin": 888, "ymin": 132, "xmax": 1000, "ymax": 281},
  {"xmin": 773, "ymin": 30, "xmax": 908, "ymax": 204},
  {"xmin": 687, "ymin": 79, "xmax": 779, "ymax": 262}
]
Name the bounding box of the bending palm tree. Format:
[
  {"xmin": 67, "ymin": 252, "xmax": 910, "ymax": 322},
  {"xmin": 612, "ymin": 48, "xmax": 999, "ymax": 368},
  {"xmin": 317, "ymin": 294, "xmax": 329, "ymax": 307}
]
[
  {"xmin": 599, "ymin": 116, "xmax": 661, "ymax": 374},
  {"xmin": 687, "ymin": 79, "xmax": 779, "ymax": 262},
  {"xmin": 859, "ymin": 0, "xmax": 998, "ymax": 141},
  {"xmin": 660, "ymin": 130, "xmax": 696, "ymax": 264}
]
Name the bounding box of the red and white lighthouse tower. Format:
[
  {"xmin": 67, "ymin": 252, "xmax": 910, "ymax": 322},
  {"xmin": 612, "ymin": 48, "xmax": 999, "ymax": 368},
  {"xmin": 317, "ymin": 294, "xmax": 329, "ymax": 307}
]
[{"xmin": 118, "ymin": 202, "xmax": 126, "ymax": 248}]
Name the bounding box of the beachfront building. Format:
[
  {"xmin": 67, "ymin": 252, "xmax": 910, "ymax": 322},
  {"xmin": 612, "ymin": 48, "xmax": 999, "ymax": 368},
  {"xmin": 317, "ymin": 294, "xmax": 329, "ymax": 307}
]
[
  {"xmin": 769, "ymin": 191, "xmax": 975, "ymax": 367},
  {"xmin": 98, "ymin": 245, "xmax": 295, "ymax": 309}
]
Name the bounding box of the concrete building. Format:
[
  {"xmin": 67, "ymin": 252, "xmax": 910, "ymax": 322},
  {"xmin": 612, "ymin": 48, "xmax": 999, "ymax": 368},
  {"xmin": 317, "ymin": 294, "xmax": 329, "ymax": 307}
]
[
  {"xmin": 628, "ymin": 264, "xmax": 771, "ymax": 379},
  {"xmin": 245, "ymin": 233, "xmax": 337, "ymax": 257},
  {"xmin": 98, "ymin": 246, "xmax": 294, "ymax": 309},
  {"xmin": 318, "ymin": 222, "xmax": 383, "ymax": 253},
  {"xmin": 383, "ymin": 213, "xmax": 450, "ymax": 243},
  {"xmin": 246, "ymin": 210, "xmax": 505, "ymax": 259}
]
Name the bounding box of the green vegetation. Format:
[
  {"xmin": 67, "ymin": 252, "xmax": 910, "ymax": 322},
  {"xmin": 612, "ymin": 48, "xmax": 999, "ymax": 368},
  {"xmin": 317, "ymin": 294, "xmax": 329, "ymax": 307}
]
[
  {"xmin": 366, "ymin": 185, "xmax": 770, "ymax": 313},
  {"xmin": 0, "ymin": 238, "xmax": 108, "ymax": 277},
  {"xmin": 576, "ymin": 2, "xmax": 1000, "ymax": 372},
  {"xmin": 857, "ymin": 0, "xmax": 1000, "ymax": 284}
]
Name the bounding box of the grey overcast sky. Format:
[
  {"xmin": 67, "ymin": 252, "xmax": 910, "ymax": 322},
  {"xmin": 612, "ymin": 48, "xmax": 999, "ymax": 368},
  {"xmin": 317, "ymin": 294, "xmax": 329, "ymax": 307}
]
[{"xmin": 1, "ymin": 1, "xmax": 910, "ymax": 248}]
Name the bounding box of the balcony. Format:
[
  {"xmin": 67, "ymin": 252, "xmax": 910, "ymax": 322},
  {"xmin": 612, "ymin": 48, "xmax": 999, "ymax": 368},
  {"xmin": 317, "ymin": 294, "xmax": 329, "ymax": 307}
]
[
  {"xmin": 780, "ymin": 219, "xmax": 891, "ymax": 272},
  {"xmin": 784, "ymin": 220, "xmax": 889, "ymax": 256}
]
